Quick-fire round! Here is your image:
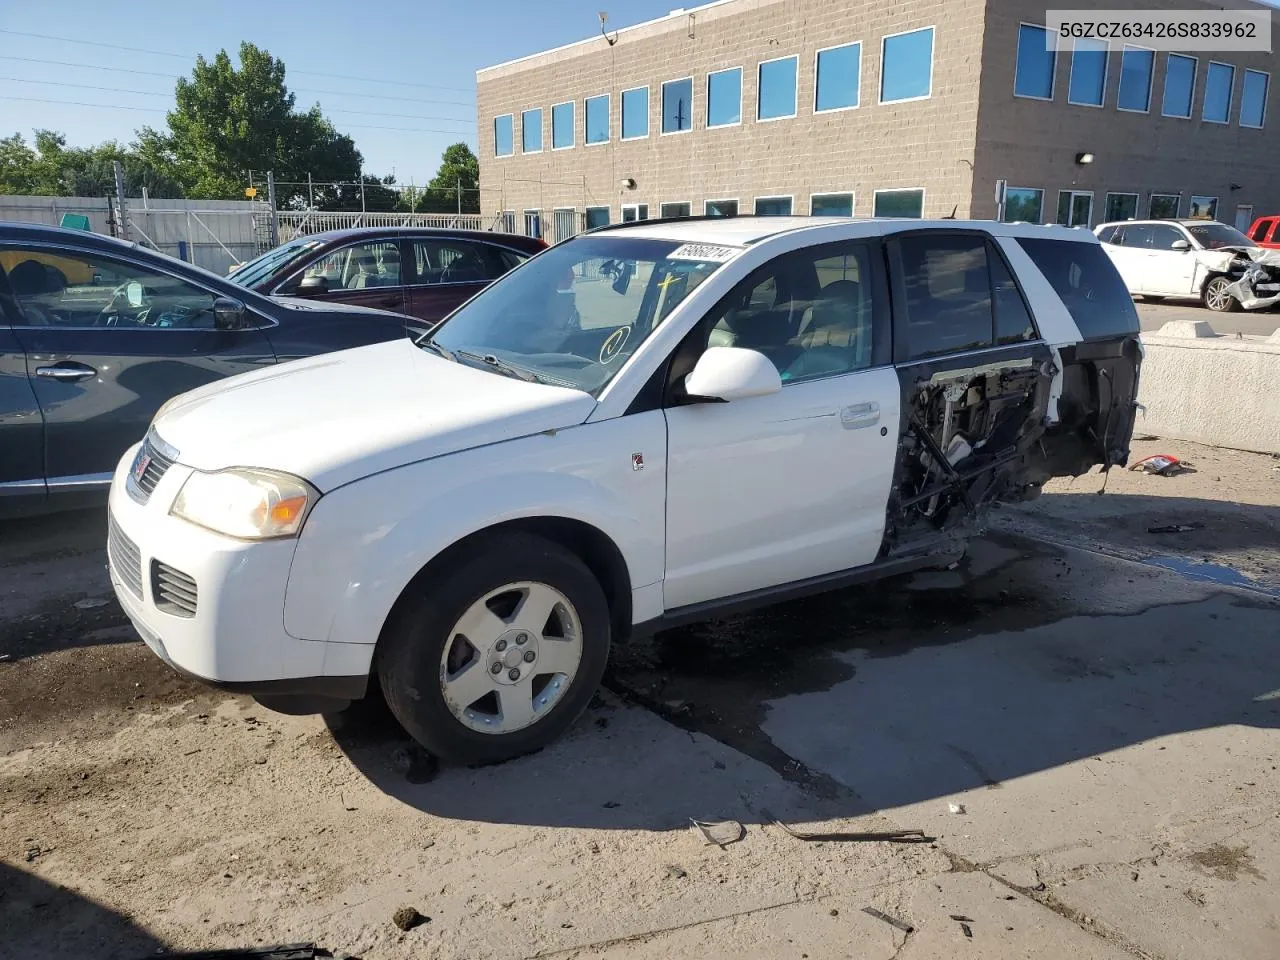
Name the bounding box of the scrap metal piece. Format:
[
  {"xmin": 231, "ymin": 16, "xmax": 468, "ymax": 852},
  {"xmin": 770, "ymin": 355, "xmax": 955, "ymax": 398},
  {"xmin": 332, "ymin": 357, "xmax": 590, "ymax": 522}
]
[
  {"xmin": 763, "ymin": 810, "xmax": 931, "ymax": 844},
  {"xmin": 139, "ymin": 945, "xmax": 323, "ymax": 960},
  {"xmin": 690, "ymin": 818, "xmax": 746, "ymax": 848},
  {"xmin": 862, "ymin": 907, "xmax": 914, "ymax": 934}
]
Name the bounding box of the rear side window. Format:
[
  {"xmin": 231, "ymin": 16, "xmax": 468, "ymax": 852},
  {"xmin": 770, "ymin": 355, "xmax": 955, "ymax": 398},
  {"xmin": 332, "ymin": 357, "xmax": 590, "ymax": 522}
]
[
  {"xmin": 891, "ymin": 234, "xmax": 995, "ymax": 359},
  {"xmin": 413, "ymin": 239, "xmax": 506, "ymax": 285},
  {"xmin": 1016, "ymin": 237, "xmax": 1140, "ymax": 340},
  {"xmin": 1096, "ymin": 225, "xmax": 1118, "ymax": 244},
  {"xmin": 1249, "ymin": 219, "xmax": 1272, "ymax": 242}
]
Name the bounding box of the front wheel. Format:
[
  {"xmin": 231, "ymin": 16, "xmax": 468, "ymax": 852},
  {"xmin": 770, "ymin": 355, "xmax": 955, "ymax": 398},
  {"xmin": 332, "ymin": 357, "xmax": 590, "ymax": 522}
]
[
  {"xmin": 376, "ymin": 533, "xmax": 611, "ymax": 765},
  {"xmin": 1202, "ymin": 276, "xmax": 1239, "ymax": 313}
]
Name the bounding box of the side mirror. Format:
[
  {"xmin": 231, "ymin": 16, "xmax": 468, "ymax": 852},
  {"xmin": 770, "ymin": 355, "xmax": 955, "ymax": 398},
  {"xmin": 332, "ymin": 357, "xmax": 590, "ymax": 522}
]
[
  {"xmin": 682, "ymin": 346, "xmax": 782, "ymax": 403},
  {"xmin": 298, "ymin": 275, "xmax": 329, "ymax": 296},
  {"xmin": 1171, "ymin": 239, "xmax": 1191, "ymax": 252},
  {"xmin": 213, "ymin": 297, "xmax": 246, "ymax": 330}
]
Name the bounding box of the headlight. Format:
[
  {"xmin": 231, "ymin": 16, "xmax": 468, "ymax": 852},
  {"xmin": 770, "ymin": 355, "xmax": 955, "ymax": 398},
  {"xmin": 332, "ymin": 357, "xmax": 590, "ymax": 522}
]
[{"xmin": 171, "ymin": 468, "xmax": 318, "ymax": 540}]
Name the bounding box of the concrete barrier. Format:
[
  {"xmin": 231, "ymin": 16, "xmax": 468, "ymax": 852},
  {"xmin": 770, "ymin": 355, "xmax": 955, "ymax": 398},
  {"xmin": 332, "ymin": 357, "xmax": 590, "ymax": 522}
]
[{"xmin": 1134, "ymin": 320, "xmax": 1280, "ymax": 455}]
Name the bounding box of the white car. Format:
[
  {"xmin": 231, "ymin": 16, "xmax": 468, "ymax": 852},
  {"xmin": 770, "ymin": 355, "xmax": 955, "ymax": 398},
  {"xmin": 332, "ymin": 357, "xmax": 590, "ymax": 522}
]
[
  {"xmin": 1094, "ymin": 218, "xmax": 1280, "ymax": 313},
  {"xmin": 108, "ymin": 216, "xmax": 1142, "ymax": 764}
]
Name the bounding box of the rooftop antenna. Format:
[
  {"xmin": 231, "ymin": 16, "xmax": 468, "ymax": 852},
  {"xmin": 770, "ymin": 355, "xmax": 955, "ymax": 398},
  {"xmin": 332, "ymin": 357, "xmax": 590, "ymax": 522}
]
[{"xmin": 599, "ymin": 11, "xmax": 618, "ymax": 45}]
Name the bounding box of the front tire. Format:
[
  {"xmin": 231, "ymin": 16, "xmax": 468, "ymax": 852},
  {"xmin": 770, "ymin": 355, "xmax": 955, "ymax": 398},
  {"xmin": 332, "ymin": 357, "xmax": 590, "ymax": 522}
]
[
  {"xmin": 376, "ymin": 533, "xmax": 611, "ymax": 765},
  {"xmin": 1202, "ymin": 276, "xmax": 1239, "ymax": 312}
]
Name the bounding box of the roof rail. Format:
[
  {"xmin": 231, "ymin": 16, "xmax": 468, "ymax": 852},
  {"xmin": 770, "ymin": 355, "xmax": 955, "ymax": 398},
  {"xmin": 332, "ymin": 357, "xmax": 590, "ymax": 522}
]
[{"xmin": 583, "ymin": 213, "xmax": 767, "ymax": 235}]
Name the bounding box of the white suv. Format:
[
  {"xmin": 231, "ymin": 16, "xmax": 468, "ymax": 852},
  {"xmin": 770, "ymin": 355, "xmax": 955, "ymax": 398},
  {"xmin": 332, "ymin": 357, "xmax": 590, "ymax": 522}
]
[{"xmin": 108, "ymin": 216, "xmax": 1142, "ymax": 764}]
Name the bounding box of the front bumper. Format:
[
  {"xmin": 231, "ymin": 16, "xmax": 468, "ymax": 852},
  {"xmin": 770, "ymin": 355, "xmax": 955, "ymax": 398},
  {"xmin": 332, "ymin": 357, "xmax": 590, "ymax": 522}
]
[{"xmin": 107, "ymin": 443, "xmax": 368, "ymax": 712}]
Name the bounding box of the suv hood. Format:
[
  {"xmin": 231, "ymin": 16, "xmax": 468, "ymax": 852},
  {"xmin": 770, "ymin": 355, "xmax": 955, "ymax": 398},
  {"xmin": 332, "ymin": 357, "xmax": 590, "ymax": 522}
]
[{"xmin": 149, "ymin": 339, "xmax": 598, "ymax": 491}]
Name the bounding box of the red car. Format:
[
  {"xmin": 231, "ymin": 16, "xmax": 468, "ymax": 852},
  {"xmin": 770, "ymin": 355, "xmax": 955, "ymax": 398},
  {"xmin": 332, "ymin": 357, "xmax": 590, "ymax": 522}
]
[
  {"xmin": 1244, "ymin": 216, "xmax": 1280, "ymax": 249},
  {"xmin": 226, "ymin": 227, "xmax": 547, "ymax": 324}
]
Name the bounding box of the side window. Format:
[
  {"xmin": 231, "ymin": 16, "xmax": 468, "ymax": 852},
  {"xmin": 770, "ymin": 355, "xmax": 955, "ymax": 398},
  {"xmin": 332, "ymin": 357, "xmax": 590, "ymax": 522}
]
[
  {"xmin": 0, "ymin": 247, "xmax": 217, "ymax": 329},
  {"xmin": 991, "ymin": 249, "xmax": 1037, "ymax": 344},
  {"xmin": 491, "ymin": 247, "xmax": 531, "ymax": 274},
  {"xmin": 1146, "ymin": 225, "xmax": 1184, "ymax": 250},
  {"xmin": 891, "ymin": 234, "xmax": 994, "ymax": 360},
  {"xmin": 413, "ymin": 239, "xmax": 503, "ymax": 285},
  {"xmin": 702, "ymin": 241, "xmax": 879, "ymax": 383},
  {"xmin": 1096, "ymin": 225, "xmax": 1116, "ymax": 244},
  {"xmin": 1249, "ymin": 219, "xmax": 1271, "ymax": 242},
  {"xmin": 1016, "ymin": 237, "xmax": 1140, "ymax": 340},
  {"xmin": 1119, "ymin": 224, "xmax": 1151, "ymax": 248},
  {"xmin": 303, "ymin": 241, "xmax": 401, "ymax": 291}
]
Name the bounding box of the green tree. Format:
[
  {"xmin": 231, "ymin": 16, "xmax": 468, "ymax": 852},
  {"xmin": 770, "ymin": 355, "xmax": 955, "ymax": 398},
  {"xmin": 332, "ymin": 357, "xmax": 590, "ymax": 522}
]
[
  {"xmin": 0, "ymin": 130, "xmax": 184, "ymax": 197},
  {"xmin": 0, "ymin": 133, "xmax": 40, "ymax": 194},
  {"xmin": 418, "ymin": 142, "xmax": 480, "ymax": 213}
]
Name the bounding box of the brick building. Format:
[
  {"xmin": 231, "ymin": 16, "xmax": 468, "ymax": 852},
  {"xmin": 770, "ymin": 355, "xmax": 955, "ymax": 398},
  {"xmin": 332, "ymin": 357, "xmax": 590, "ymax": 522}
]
[{"xmin": 476, "ymin": 0, "xmax": 1279, "ymax": 240}]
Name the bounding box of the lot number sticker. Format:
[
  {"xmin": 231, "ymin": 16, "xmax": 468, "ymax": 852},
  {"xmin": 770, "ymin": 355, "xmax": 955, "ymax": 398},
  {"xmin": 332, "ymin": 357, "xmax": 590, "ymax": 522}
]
[{"xmin": 669, "ymin": 243, "xmax": 740, "ymax": 263}]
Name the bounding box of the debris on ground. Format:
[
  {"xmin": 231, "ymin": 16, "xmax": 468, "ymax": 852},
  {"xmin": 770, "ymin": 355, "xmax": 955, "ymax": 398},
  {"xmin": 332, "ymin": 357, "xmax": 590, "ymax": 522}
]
[
  {"xmin": 24, "ymin": 845, "xmax": 41, "ymax": 862},
  {"xmin": 391, "ymin": 905, "xmax": 429, "ymax": 931},
  {"xmin": 73, "ymin": 597, "xmax": 109, "ymax": 610},
  {"xmin": 1129, "ymin": 454, "xmax": 1188, "ymax": 476},
  {"xmin": 1148, "ymin": 524, "xmax": 1200, "ymax": 534},
  {"xmin": 763, "ymin": 811, "xmax": 930, "ymax": 844},
  {"xmin": 861, "ymin": 907, "xmax": 914, "ymax": 934},
  {"xmin": 145, "ymin": 945, "xmax": 328, "ymax": 959},
  {"xmin": 690, "ymin": 818, "xmax": 746, "ymax": 848},
  {"xmin": 665, "ymin": 864, "xmax": 688, "ymax": 880},
  {"xmin": 948, "ymin": 803, "xmax": 966, "ymax": 815}
]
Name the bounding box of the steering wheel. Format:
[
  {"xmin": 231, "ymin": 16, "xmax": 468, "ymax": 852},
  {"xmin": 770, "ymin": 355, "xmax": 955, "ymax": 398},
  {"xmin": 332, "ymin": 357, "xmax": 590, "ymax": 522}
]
[{"xmin": 97, "ymin": 281, "xmax": 152, "ymax": 327}]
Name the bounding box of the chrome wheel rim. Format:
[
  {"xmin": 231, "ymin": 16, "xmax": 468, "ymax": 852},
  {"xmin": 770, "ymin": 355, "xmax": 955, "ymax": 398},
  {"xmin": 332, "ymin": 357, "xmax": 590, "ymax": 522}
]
[
  {"xmin": 438, "ymin": 581, "xmax": 583, "ymax": 735},
  {"xmin": 1206, "ymin": 280, "xmax": 1231, "ymax": 310}
]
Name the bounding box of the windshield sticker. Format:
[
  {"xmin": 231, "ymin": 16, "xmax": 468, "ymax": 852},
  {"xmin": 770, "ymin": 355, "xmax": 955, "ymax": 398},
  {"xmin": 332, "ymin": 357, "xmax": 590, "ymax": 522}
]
[
  {"xmin": 599, "ymin": 325, "xmax": 631, "ymax": 364},
  {"xmin": 668, "ymin": 243, "xmax": 740, "ymax": 263}
]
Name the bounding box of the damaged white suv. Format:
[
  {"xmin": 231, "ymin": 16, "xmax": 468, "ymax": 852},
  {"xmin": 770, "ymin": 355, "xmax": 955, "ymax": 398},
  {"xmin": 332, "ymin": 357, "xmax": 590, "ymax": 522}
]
[
  {"xmin": 1095, "ymin": 218, "xmax": 1280, "ymax": 312},
  {"xmin": 108, "ymin": 217, "xmax": 1142, "ymax": 764}
]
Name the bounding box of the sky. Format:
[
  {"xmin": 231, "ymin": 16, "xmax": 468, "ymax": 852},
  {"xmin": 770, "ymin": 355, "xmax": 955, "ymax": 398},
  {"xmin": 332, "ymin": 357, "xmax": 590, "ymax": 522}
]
[{"xmin": 0, "ymin": 0, "xmax": 684, "ymax": 185}]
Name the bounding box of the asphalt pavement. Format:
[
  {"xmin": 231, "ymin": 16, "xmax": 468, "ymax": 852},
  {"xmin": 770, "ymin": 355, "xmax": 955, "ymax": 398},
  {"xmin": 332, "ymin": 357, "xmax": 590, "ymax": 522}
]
[{"xmin": 1136, "ymin": 298, "xmax": 1280, "ymax": 337}]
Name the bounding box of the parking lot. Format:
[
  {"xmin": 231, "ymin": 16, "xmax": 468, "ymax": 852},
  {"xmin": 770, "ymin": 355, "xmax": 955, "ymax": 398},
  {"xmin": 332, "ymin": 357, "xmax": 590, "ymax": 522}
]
[
  {"xmin": 1136, "ymin": 297, "xmax": 1280, "ymax": 337},
  {"xmin": 2, "ymin": 437, "xmax": 1278, "ymax": 960}
]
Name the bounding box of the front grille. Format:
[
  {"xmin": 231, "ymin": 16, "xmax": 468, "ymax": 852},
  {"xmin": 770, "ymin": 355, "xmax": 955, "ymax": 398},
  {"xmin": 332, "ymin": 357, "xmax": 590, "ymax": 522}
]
[
  {"xmin": 127, "ymin": 433, "xmax": 177, "ymax": 505},
  {"xmin": 108, "ymin": 515, "xmax": 143, "ymax": 599},
  {"xmin": 151, "ymin": 560, "xmax": 198, "ymax": 618}
]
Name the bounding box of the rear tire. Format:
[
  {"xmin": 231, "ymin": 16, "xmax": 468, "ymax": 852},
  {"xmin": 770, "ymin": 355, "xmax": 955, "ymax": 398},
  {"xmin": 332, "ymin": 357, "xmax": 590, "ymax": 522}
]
[
  {"xmin": 376, "ymin": 532, "xmax": 611, "ymax": 765},
  {"xmin": 1202, "ymin": 276, "xmax": 1239, "ymax": 312}
]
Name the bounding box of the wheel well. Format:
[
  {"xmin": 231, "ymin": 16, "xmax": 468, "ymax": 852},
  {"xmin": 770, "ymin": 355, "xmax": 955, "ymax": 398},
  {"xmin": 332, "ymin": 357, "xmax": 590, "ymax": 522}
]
[{"xmin": 377, "ymin": 517, "xmax": 635, "ymax": 653}]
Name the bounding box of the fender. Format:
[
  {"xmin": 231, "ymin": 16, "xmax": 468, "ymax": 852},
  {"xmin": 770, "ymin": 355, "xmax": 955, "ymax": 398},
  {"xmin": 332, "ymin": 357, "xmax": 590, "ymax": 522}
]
[{"xmin": 282, "ymin": 411, "xmax": 668, "ymax": 649}]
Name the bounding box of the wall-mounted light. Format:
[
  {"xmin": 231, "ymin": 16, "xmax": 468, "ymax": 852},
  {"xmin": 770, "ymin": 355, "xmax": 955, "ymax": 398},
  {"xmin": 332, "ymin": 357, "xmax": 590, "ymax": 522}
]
[
  {"xmin": 619, "ymin": 177, "xmax": 636, "ymax": 190},
  {"xmin": 1075, "ymin": 152, "xmax": 1095, "ymax": 165}
]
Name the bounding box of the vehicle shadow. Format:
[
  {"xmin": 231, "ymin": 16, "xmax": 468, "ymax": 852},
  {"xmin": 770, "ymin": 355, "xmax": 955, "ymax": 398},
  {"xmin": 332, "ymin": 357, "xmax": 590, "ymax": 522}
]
[
  {"xmin": 0, "ymin": 861, "xmax": 165, "ymax": 960},
  {"xmin": 329, "ymin": 531, "xmax": 1280, "ymax": 830}
]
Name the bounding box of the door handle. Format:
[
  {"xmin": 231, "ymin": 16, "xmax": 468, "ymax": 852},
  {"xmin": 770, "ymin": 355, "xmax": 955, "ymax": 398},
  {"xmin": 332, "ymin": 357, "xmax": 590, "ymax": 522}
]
[
  {"xmin": 36, "ymin": 361, "xmax": 98, "ymax": 383},
  {"xmin": 840, "ymin": 401, "xmax": 880, "ymax": 429}
]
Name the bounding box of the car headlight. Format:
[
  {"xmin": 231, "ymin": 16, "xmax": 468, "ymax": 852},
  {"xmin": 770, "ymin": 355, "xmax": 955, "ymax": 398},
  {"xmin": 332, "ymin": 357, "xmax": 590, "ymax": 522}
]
[{"xmin": 170, "ymin": 468, "xmax": 318, "ymax": 540}]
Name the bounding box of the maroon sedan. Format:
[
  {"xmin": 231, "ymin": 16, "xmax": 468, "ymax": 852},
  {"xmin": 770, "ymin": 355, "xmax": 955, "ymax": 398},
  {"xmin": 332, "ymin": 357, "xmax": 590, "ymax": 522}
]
[{"xmin": 226, "ymin": 227, "xmax": 547, "ymax": 324}]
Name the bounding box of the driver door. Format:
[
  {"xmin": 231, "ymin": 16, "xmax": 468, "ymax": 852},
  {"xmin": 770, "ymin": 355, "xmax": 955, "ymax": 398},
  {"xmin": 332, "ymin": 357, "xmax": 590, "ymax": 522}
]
[
  {"xmin": 1142, "ymin": 224, "xmax": 1198, "ymax": 295},
  {"xmin": 2, "ymin": 243, "xmax": 275, "ymax": 486}
]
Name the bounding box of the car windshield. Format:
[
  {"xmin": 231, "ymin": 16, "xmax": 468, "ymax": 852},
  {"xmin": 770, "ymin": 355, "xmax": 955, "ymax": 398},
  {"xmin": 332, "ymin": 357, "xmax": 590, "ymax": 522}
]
[
  {"xmin": 1186, "ymin": 223, "xmax": 1255, "ymax": 250},
  {"xmin": 226, "ymin": 237, "xmax": 320, "ymax": 287},
  {"xmin": 424, "ymin": 235, "xmax": 731, "ymax": 395}
]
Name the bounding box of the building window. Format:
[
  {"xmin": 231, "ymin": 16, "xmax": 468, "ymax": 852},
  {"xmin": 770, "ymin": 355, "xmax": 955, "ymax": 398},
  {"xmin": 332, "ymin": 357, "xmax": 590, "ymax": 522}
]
[
  {"xmin": 1117, "ymin": 46, "xmax": 1154, "ymax": 112},
  {"xmin": 815, "ymin": 42, "xmax": 861, "ymax": 111},
  {"xmin": 757, "ymin": 56, "xmax": 798, "ymax": 120},
  {"xmin": 1149, "ymin": 194, "xmax": 1180, "ymax": 219},
  {"xmin": 1163, "ymin": 54, "xmax": 1197, "ymax": 118},
  {"xmin": 621, "ymin": 86, "xmax": 648, "ymax": 139},
  {"xmin": 551, "ymin": 102, "xmax": 574, "ymax": 150},
  {"xmin": 1014, "ymin": 24, "xmax": 1055, "ymax": 99},
  {"xmin": 622, "ymin": 203, "xmax": 649, "ymax": 222},
  {"xmin": 494, "ymin": 115, "xmax": 514, "ymax": 157},
  {"xmin": 880, "ymin": 27, "xmax": 934, "ymax": 103},
  {"xmin": 1189, "ymin": 196, "xmax": 1218, "ymax": 220},
  {"xmin": 662, "ymin": 77, "xmax": 694, "ymax": 133},
  {"xmin": 754, "ymin": 196, "xmax": 793, "ymax": 216},
  {"xmin": 874, "ymin": 188, "xmax": 924, "ymax": 218},
  {"xmin": 706, "ymin": 68, "xmax": 742, "ymax": 127},
  {"xmin": 552, "ymin": 208, "xmax": 578, "ymax": 244},
  {"xmin": 524, "ymin": 209, "xmax": 542, "ymax": 239},
  {"xmin": 585, "ymin": 206, "xmax": 610, "ymax": 230},
  {"xmin": 1203, "ymin": 61, "xmax": 1235, "ymax": 123},
  {"xmin": 521, "ymin": 108, "xmax": 543, "ymax": 153},
  {"xmin": 1068, "ymin": 38, "xmax": 1107, "ymax": 106},
  {"xmin": 705, "ymin": 199, "xmax": 739, "ymax": 217},
  {"xmin": 1056, "ymin": 190, "xmax": 1093, "ymax": 227},
  {"xmin": 810, "ymin": 193, "xmax": 854, "ymax": 216},
  {"xmin": 1002, "ymin": 187, "xmax": 1044, "ymax": 223},
  {"xmin": 660, "ymin": 201, "xmax": 692, "ymax": 218},
  {"xmin": 1241, "ymin": 69, "xmax": 1269, "ymax": 128},
  {"xmin": 585, "ymin": 94, "xmax": 609, "ymax": 144},
  {"xmin": 500, "ymin": 210, "xmax": 516, "ymax": 232},
  {"xmin": 1105, "ymin": 193, "xmax": 1139, "ymax": 222}
]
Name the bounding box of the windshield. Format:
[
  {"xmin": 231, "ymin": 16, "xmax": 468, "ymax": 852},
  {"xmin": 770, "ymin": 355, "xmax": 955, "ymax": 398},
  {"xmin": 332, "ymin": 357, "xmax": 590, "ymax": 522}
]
[
  {"xmin": 227, "ymin": 237, "xmax": 320, "ymax": 288},
  {"xmin": 1187, "ymin": 223, "xmax": 1255, "ymax": 250},
  {"xmin": 425, "ymin": 236, "xmax": 731, "ymax": 394}
]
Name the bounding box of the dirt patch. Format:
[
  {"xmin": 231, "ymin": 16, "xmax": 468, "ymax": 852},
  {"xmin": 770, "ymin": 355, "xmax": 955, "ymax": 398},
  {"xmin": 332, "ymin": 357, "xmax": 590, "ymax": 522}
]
[{"xmin": 1186, "ymin": 843, "xmax": 1265, "ymax": 882}]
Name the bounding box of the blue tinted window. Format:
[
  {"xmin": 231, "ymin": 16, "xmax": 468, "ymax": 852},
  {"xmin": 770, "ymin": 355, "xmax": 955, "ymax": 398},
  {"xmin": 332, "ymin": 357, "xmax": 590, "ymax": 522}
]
[
  {"xmin": 707, "ymin": 68, "xmax": 742, "ymax": 126},
  {"xmin": 494, "ymin": 115, "xmax": 514, "ymax": 157},
  {"xmin": 585, "ymin": 94, "xmax": 609, "ymax": 143},
  {"xmin": 521, "ymin": 108, "xmax": 543, "ymax": 152},
  {"xmin": 1014, "ymin": 25, "xmax": 1055, "ymax": 99},
  {"xmin": 757, "ymin": 57, "xmax": 798, "ymax": 119},
  {"xmin": 1117, "ymin": 46, "xmax": 1154, "ymax": 111},
  {"xmin": 621, "ymin": 87, "xmax": 648, "ymax": 138},
  {"xmin": 874, "ymin": 189, "xmax": 924, "ymax": 218},
  {"xmin": 755, "ymin": 196, "xmax": 793, "ymax": 216},
  {"xmin": 551, "ymin": 102, "xmax": 574, "ymax": 149},
  {"xmin": 1068, "ymin": 39, "xmax": 1107, "ymax": 105},
  {"xmin": 1203, "ymin": 61, "xmax": 1234, "ymax": 122},
  {"xmin": 1163, "ymin": 54, "xmax": 1196, "ymax": 117},
  {"xmin": 811, "ymin": 193, "xmax": 853, "ymax": 216},
  {"xmin": 662, "ymin": 78, "xmax": 693, "ymax": 132},
  {"xmin": 881, "ymin": 28, "xmax": 933, "ymax": 102},
  {"xmin": 584, "ymin": 207, "xmax": 610, "ymax": 229},
  {"xmin": 1241, "ymin": 69, "xmax": 1269, "ymax": 127},
  {"xmin": 815, "ymin": 43, "xmax": 861, "ymax": 111}
]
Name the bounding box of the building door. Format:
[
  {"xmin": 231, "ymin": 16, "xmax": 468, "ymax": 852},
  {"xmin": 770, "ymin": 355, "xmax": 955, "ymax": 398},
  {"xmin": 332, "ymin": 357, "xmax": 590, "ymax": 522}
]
[
  {"xmin": 1235, "ymin": 205, "xmax": 1254, "ymax": 232},
  {"xmin": 1056, "ymin": 191, "xmax": 1094, "ymax": 228},
  {"xmin": 552, "ymin": 208, "xmax": 577, "ymax": 245},
  {"xmin": 523, "ymin": 210, "xmax": 542, "ymax": 240}
]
